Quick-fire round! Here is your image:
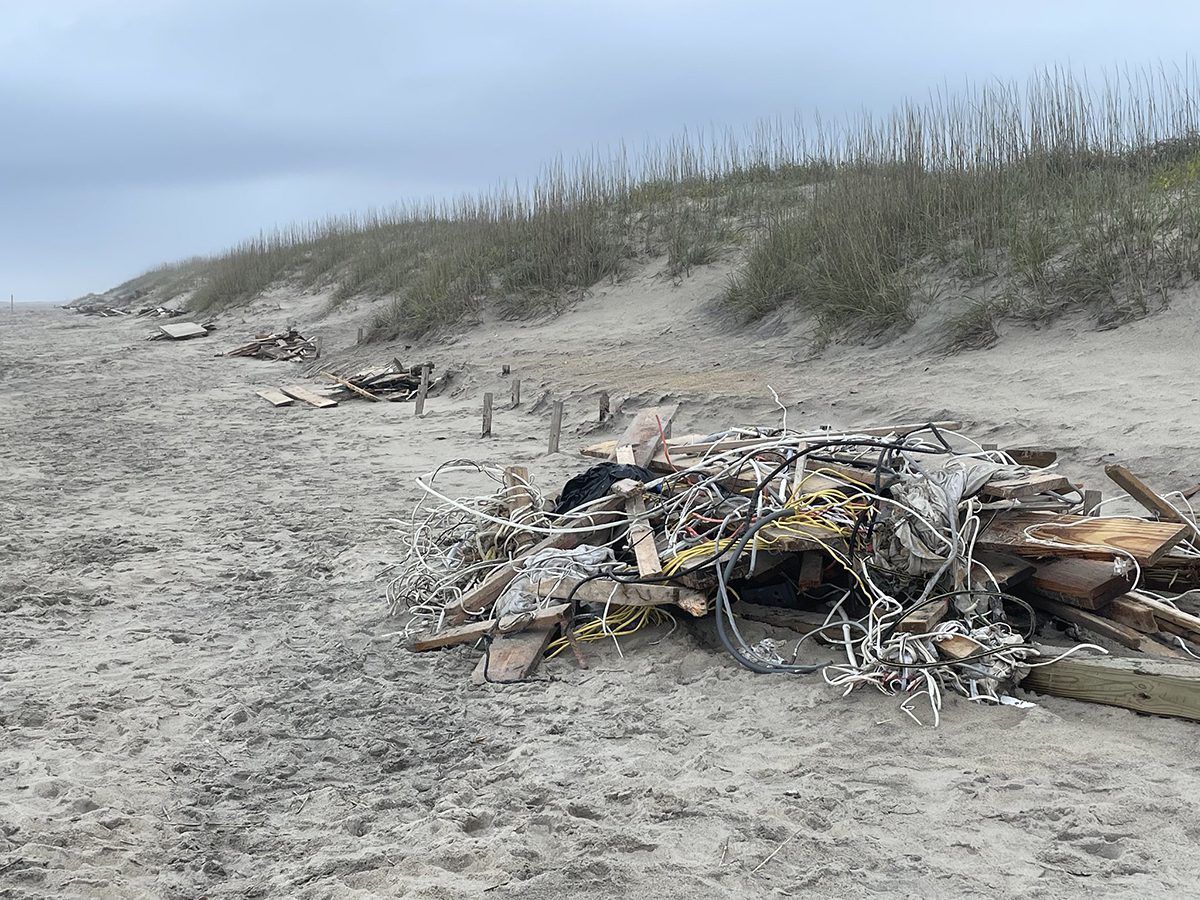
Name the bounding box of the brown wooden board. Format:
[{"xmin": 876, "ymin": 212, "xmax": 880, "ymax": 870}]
[
  {"xmin": 614, "ymin": 446, "xmax": 662, "ymax": 577},
  {"xmin": 280, "ymin": 385, "xmax": 338, "ymax": 408},
  {"xmin": 1028, "ymin": 558, "xmax": 1134, "ymax": 610},
  {"xmin": 896, "ymin": 599, "xmax": 949, "ymax": 634},
  {"xmin": 1007, "ymin": 448, "xmax": 1058, "ymax": 468},
  {"xmin": 472, "ymin": 625, "xmax": 560, "ymax": 684},
  {"xmin": 978, "ymin": 511, "xmax": 1190, "ymax": 566},
  {"xmin": 798, "ymin": 551, "xmax": 824, "ymax": 590},
  {"xmin": 971, "ymin": 549, "xmax": 1036, "ymax": 589},
  {"xmin": 981, "ymin": 472, "xmax": 1073, "ymax": 500},
  {"xmin": 1104, "ymin": 464, "xmax": 1187, "ymax": 523},
  {"xmin": 1106, "ymin": 594, "xmax": 1161, "ymax": 633},
  {"xmin": 255, "ymin": 388, "xmax": 294, "ymax": 407},
  {"xmin": 1021, "ymin": 652, "xmax": 1200, "ymax": 722}
]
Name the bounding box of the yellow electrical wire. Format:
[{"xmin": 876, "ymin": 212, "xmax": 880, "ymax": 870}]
[{"xmin": 545, "ymin": 604, "xmax": 675, "ymax": 658}]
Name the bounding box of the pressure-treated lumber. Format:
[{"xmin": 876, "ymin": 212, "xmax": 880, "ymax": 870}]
[
  {"xmin": 1106, "ymin": 594, "xmax": 1162, "ymax": 633},
  {"xmin": 280, "ymin": 385, "xmax": 338, "ymax": 408},
  {"xmin": 1028, "ymin": 558, "xmax": 1134, "ymax": 611},
  {"xmin": 255, "ymin": 388, "xmax": 294, "ymax": 407},
  {"xmin": 1129, "ymin": 594, "xmax": 1200, "ymax": 637},
  {"xmin": 897, "ymin": 599, "xmax": 950, "ymax": 634},
  {"xmin": 446, "ymin": 495, "xmax": 627, "ymax": 623},
  {"xmin": 1104, "ymin": 464, "xmax": 1187, "ymax": 523},
  {"xmin": 609, "ymin": 404, "xmax": 678, "ymax": 467},
  {"xmin": 412, "ymin": 604, "xmax": 569, "ymax": 652},
  {"xmin": 1021, "ymin": 651, "xmax": 1200, "ymax": 722},
  {"xmin": 981, "ymin": 472, "xmax": 1072, "ymax": 500},
  {"xmin": 536, "ymin": 577, "xmax": 709, "ymax": 617},
  {"xmin": 978, "ymin": 511, "xmax": 1190, "ymax": 566}
]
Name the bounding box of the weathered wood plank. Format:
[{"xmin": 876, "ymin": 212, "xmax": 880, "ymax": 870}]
[
  {"xmin": 503, "ymin": 466, "xmax": 536, "ymax": 552},
  {"xmin": 1029, "ymin": 558, "xmax": 1134, "ymax": 611},
  {"xmin": 1007, "ymin": 448, "xmax": 1058, "ymax": 468},
  {"xmin": 614, "ymin": 447, "xmax": 662, "ymax": 577},
  {"xmin": 255, "ymin": 388, "xmax": 294, "ymax": 407},
  {"xmin": 1105, "ymin": 464, "xmax": 1187, "ymax": 523},
  {"xmin": 1106, "ymin": 594, "xmax": 1161, "ymax": 633},
  {"xmin": 610, "ymin": 404, "xmax": 679, "ymax": 467},
  {"xmin": 1021, "ymin": 652, "xmax": 1200, "ymax": 722},
  {"xmin": 472, "ymin": 626, "xmax": 560, "ymax": 684},
  {"xmin": 280, "ymin": 385, "xmax": 339, "ymax": 408},
  {"xmin": 320, "ymin": 370, "xmax": 381, "ymax": 401},
  {"xmin": 536, "ymin": 577, "xmax": 708, "ymax": 617},
  {"xmin": 411, "ymin": 604, "xmax": 569, "ymax": 652},
  {"xmin": 158, "ymin": 321, "xmax": 209, "ymax": 339},
  {"xmin": 971, "ymin": 549, "xmax": 1036, "ymax": 589},
  {"xmin": 981, "ymin": 472, "xmax": 1073, "ymax": 500},
  {"xmin": 1026, "ymin": 594, "xmax": 1186, "ymax": 658},
  {"xmin": 978, "ymin": 511, "xmax": 1190, "ymax": 566}
]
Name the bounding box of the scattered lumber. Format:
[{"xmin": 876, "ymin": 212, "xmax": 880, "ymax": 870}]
[
  {"xmin": 981, "ymin": 472, "xmax": 1073, "ymax": 500},
  {"xmin": 224, "ymin": 329, "xmax": 317, "ymax": 361},
  {"xmin": 1025, "ymin": 594, "xmax": 1185, "ymax": 658},
  {"xmin": 535, "ymin": 577, "xmax": 709, "ymax": 617},
  {"xmin": 319, "ymin": 360, "xmax": 436, "ymax": 403}
]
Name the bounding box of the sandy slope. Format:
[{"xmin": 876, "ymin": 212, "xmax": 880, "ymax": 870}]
[{"xmin": 2, "ymin": 270, "xmax": 1200, "ymax": 899}]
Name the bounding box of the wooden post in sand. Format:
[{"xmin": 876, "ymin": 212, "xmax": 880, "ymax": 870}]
[
  {"xmin": 482, "ymin": 393, "xmax": 493, "ymax": 438},
  {"xmin": 599, "ymin": 391, "xmax": 610, "ymax": 423},
  {"xmin": 356, "ymin": 327, "xmax": 364, "ymax": 345},
  {"xmin": 511, "ymin": 379, "xmax": 521, "ymax": 409},
  {"xmin": 415, "ymin": 364, "xmax": 430, "ymax": 416},
  {"xmin": 548, "ymin": 400, "xmax": 564, "ymax": 454}
]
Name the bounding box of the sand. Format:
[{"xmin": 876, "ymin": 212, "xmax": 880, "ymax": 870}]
[{"xmin": 3, "ymin": 266, "xmax": 1200, "ymax": 899}]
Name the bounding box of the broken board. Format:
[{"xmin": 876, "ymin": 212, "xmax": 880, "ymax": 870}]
[
  {"xmin": 158, "ymin": 321, "xmax": 209, "ymax": 340},
  {"xmin": 255, "ymin": 388, "xmax": 295, "ymax": 407},
  {"xmin": 1028, "ymin": 558, "xmax": 1134, "ymax": 611},
  {"xmin": 610, "ymin": 404, "xmax": 678, "ymax": 467},
  {"xmin": 981, "ymin": 472, "xmax": 1073, "ymax": 500},
  {"xmin": 280, "ymin": 385, "xmax": 339, "ymax": 409},
  {"xmin": 472, "ymin": 625, "xmax": 561, "ymax": 684}
]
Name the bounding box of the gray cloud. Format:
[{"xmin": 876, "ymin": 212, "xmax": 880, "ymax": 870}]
[{"xmin": 3, "ymin": 0, "xmax": 1199, "ymax": 299}]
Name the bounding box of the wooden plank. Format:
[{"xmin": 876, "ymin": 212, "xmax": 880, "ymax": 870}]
[
  {"xmin": 412, "ymin": 604, "xmax": 569, "ymax": 651},
  {"xmin": 1107, "ymin": 594, "xmax": 1161, "ymax": 633},
  {"xmin": 610, "ymin": 404, "xmax": 678, "ymax": 467},
  {"xmin": 1105, "ymin": 464, "xmax": 1187, "ymax": 523},
  {"xmin": 548, "ymin": 400, "xmax": 563, "ymax": 454},
  {"xmin": 158, "ymin": 321, "xmax": 208, "ymax": 340},
  {"xmin": 1007, "ymin": 448, "xmax": 1058, "ymax": 468},
  {"xmin": 978, "ymin": 511, "xmax": 1190, "ymax": 566},
  {"xmin": 798, "ymin": 551, "xmax": 824, "ymax": 590},
  {"xmin": 511, "ymin": 378, "xmax": 521, "ymax": 409},
  {"xmin": 1021, "ymin": 652, "xmax": 1200, "ymax": 721},
  {"xmin": 280, "ymin": 385, "xmax": 338, "ymax": 408},
  {"xmin": 896, "ymin": 599, "xmax": 949, "ymax": 634},
  {"xmin": 1081, "ymin": 490, "xmax": 1103, "ymax": 516},
  {"xmin": 614, "ymin": 447, "xmax": 662, "ymax": 577},
  {"xmin": 446, "ymin": 495, "xmax": 627, "ymax": 623},
  {"xmin": 1026, "ymin": 594, "xmax": 1185, "ymax": 658},
  {"xmin": 472, "ymin": 625, "xmax": 560, "ymax": 684},
  {"xmin": 733, "ymin": 602, "xmax": 836, "ymax": 636},
  {"xmin": 320, "ymin": 370, "xmax": 381, "ymax": 401},
  {"xmin": 1029, "ymin": 558, "xmax": 1134, "ymax": 610},
  {"xmin": 981, "ymin": 472, "xmax": 1073, "ymax": 500},
  {"xmin": 482, "ymin": 392, "xmax": 493, "ymax": 437},
  {"xmin": 503, "ymin": 466, "xmax": 536, "ymax": 552},
  {"xmin": 1129, "ymin": 594, "xmax": 1200, "ymax": 638},
  {"xmin": 536, "ymin": 577, "xmax": 708, "ymax": 617},
  {"xmin": 255, "ymin": 388, "xmax": 294, "ymax": 407},
  {"xmin": 414, "ymin": 364, "xmax": 430, "ymax": 415}
]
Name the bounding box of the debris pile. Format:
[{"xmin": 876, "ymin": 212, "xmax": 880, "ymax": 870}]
[
  {"xmin": 224, "ymin": 329, "xmax": 319, "ymax": 362},
  {"xmin": 255, "ymin": 361, "xmax": 441, "ymax": 408},
  {"xmin": 389, "ymin": 405, "xmax": 1200, "ymax": 725},
  {"xmin": 136, "ymin": 306, "xmax": 186, "ymax": 319}
]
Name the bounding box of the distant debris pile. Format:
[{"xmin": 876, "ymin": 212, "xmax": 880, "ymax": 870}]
[{"xmin": 223, "ymin": 329, "xmax": 319, "ymax": 362}]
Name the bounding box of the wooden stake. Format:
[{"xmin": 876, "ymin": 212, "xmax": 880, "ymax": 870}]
[
  {"xmin": 501, "ymin": 364, "xmax": 511, "ymax": 376},
  {"xmin": 314, "ymin": 336, "xmax": 322, "ymax": 359},
  {"xmin": 1082, "ymin": 489, "xmax": 1103, "ymax": 516},
  {"xmin": 503, "ymin": 466, "xmax": 535, "ymax": 551},
  {"xmin": 414, "ymin": 364, "xmax": 430, "ymax": 416},
  {"xmin": 548, "ymin": 400, "xmax": 563, "ymax": 454},
  {"xmin": 599, "ymin": 391, "xmax": 610, "ymax": 423},
  {"xmin": 482, "ymin": 392, "xmax": 493, "ymax": 437},
  {"xmin": 511, "ymin": 378, "xmax": 521, "ymax": 409},
  {"xmin": 356, "ymin": 326, "xmax": 364, "ymax": 345}
]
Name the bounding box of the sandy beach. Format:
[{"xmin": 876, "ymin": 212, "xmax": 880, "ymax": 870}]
[{"xmin": 4, "ymin": 272, "xmax": 1200, "ymax": 898}]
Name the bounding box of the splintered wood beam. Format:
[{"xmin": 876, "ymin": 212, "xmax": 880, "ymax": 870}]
[
  {"xmin": 1021, "ymin": 651, "xmax": 1200, "ymax": 722},
  {"xmin": 446, "ymin": 495, "xmax": 627, "ymax": 623},
  {"xmin": 411, "ymin": 604, "xmax": 569, "ymax": 652},
  {"xmin": 255, "ymin": 388, "xmax": 294, "ymax": 407},
  {"xmin": 1105, "ymin": 594, "xmax": 1160, "ymax": 633},
  {"xmin": 1028, "ymin": 558, "xmax": 1134, "ymax": 611},
  {"xmin": 280, "ymin": 385, "xmax": 338, "ymax": 408},
  {"xmin": 609, "ymin": 404, "xmax": 678, "ymax": 467},
  {"xmin": 978, "ymin": 511, "xmax": 1190, "ymax": 566},
  {"xmin": 1105, "ymin": 464, "xmax": 1188, "ymax": 524},
  {"xmin": 981, "ymin": 473, "xmax": 1073, "ymax": 500},
  {"xmin": 535, "ymin": 577, "xmax": 709, "ymax": 617}
]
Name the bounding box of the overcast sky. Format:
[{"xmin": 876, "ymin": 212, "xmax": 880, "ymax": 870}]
[{"xmin": 3, "ymin": 1, "xmax": 1199, "ymax": 300}]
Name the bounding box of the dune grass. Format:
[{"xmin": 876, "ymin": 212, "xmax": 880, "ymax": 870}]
[{"xmin": 120, "ymin": 66, "xmax": 1200, "ymax": 346}]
